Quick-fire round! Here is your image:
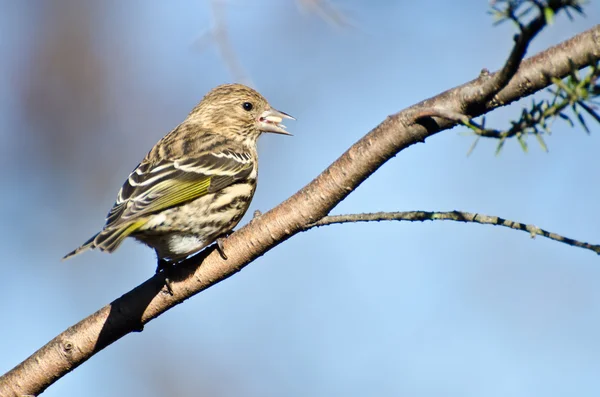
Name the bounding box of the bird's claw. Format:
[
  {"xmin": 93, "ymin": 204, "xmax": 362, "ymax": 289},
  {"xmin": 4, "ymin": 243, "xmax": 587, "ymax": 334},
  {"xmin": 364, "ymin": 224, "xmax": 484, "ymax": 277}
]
[
  {"xmin": 216, "ymin": 237, "xmax": 228, "ymax": 260},
  {"xmin": 163, "ymin": 276, "xmax": 174, "ymax": 296},
  {"xmin": 156, "ymin": 257, "xmax": 174, "ymax": 295}
]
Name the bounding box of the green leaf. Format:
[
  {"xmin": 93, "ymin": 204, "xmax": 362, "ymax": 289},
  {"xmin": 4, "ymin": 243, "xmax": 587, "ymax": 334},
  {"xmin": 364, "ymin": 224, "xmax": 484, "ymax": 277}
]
[
  {"xmin": 466, "ymin": 136, "xmax": 480, "ymax": 157},
  {"xmin": 578, "ymin": 101, "xmax": 600, "ymax": 125},
  {"xmin": 517, "ymin": 134, "xmax": 528, "ymax": 153},
  {"xmin": 558, "ymin": 112, "xmax": 574, "ymax": 127},
  {"xmin": 543, "ymin": 7, "xmax": 555, "ymax": 25},
  {"xmin": 573, "ymin": 104, "xmax": 591, "ymax": 134},
  {"xmin": 495, "ymin": 138, "xmax": 506, "ymax": 156},
  {"xmin": 535, "ymin": 133, "xmax": 548, "ymax": 152}
]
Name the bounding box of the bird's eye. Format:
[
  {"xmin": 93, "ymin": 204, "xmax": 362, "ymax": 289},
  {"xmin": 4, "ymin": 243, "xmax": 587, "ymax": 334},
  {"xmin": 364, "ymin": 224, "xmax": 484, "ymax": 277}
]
[{"xmin": 242, "ymin": 102, "xmax": 253, "ymax": 111}]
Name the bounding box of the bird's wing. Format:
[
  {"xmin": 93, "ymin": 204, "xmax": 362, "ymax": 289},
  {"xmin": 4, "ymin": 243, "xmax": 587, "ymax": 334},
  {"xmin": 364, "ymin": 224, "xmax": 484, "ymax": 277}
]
[
  {"xmin": 105, "ymin": 150, "xmax": 255, "ymax": 228},
  {"xmin": 63, "ymin": 149, "xmax": 254, "ymax": 259}
]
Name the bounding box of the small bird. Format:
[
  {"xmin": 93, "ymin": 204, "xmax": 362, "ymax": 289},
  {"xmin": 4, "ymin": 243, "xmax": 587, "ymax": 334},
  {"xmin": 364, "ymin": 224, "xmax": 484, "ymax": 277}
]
[{"xmin": 64, "ymin": 83, "xmax": 293, "ymax": 271}]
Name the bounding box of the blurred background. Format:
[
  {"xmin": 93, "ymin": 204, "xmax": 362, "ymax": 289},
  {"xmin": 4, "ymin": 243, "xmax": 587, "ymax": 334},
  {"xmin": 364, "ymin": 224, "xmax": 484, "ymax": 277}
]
[{"xmin": 1, "ymin": 1, "xmax": 599, "ymax": 396}]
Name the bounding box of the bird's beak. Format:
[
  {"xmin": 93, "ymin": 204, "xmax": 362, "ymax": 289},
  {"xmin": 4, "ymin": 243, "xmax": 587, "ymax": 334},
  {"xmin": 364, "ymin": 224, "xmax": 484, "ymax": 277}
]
[{"xmin": 259, "ymin": 107, "xmax": 295, "ymax": 135}]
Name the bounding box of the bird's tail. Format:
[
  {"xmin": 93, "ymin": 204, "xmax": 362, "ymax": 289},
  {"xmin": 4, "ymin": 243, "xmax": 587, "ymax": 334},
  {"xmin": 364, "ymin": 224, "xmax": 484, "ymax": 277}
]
[
  {"xmin": 62, "ymin": 219, "xmax": 148, "ymax": 261},
  {"xmin": 63, "ymin": 233, "xmax": 98, "ymax": 260}
]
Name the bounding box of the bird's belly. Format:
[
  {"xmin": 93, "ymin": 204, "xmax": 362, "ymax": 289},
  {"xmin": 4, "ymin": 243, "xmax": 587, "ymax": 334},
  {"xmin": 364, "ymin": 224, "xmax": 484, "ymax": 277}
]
[
  {"xmin": 165, "ymin": 235, "xmax": 207, "ymax": 258},
  {"xmin": 134, "ymin": 182, "xmax": 255, "ymax": 260}
]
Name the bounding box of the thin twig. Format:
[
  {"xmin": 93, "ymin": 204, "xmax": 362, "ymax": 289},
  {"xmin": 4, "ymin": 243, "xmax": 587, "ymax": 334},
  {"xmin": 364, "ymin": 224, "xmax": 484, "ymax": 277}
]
[
  {"xmin": 467, "ymin": 61, "xmax": 600, "ymax": 143},
  {"xmin": 306, "ymin": 211, "xmax": 600, "ymax": 255},
  {"xmin": 193, "ymin": 0, "xmax": 251, "ymax": 84},
  {"xmin": 415, "ymin": 1, "xmax": 583, "ymax": 126},
  {"xmin": 296, "ymin": 0, "xmax": 351, "ymax": 28},
  {"xmin": 469, "ymin": 0, "xmax": 580, "ymax": 104}
]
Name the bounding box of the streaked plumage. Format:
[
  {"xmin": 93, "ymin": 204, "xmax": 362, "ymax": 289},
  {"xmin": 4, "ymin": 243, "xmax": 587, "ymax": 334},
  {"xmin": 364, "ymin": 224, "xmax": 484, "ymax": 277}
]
[{"xmin": 64, "ymin": 83, "xmax": 293, "ymax": 264}]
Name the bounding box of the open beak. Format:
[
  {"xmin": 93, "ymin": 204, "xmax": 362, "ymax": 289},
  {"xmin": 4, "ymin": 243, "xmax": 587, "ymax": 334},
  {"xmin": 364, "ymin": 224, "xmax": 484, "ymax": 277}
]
[{"xmin": 259, "ymin": 107, "xmax": 295, "ymax": 135}]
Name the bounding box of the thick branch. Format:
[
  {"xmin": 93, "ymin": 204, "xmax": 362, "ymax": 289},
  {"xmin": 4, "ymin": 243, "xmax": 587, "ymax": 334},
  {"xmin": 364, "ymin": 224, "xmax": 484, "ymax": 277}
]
[
  {"xmin": 306, "ymin": 211, "xmax": 600, "ymax": 255},
  {"xmin": 1, "ymin": 25, "xmax": 598, "ymax": 397}
]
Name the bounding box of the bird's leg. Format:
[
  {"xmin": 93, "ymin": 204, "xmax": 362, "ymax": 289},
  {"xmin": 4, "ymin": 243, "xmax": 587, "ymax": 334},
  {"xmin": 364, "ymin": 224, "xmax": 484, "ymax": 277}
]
[
  {"xmin": 162, "ymin": 270, "xmax": 175, "ymax": 296},
  {"xmin": 215, "ymin": 231, "xmax": 233, "ymax": 260},
  {"xmin": 155, "ymin": 257, "xmax": 171, "ymax": 273},
  {"xmin": 155, "ymin": 254, "xmax": 174, "ymax": 295}
]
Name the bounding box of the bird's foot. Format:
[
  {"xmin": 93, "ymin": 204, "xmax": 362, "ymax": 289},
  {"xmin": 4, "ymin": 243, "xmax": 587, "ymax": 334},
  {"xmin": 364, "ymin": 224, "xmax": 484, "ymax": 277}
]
[
  {"xmin": 163, "ymin": 276, "xmax": 174, "ymax": 296},
  {"xmin": 216, "ymin": 237, "xmax": 228, "ymax": 260},
  {"xmin": 155, "ymin": 258, "xmax": 174, "ymax": 295}
]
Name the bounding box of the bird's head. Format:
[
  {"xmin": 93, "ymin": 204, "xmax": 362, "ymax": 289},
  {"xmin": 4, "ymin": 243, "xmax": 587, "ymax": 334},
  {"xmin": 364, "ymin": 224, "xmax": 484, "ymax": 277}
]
[{"xmin": 188, "ymin": 84, "xmax": 294, "ymax": 143}]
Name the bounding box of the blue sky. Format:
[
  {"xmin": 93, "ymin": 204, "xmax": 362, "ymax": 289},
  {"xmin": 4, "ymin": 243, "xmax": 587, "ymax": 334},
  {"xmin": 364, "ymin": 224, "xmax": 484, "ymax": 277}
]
[{"xmin": 1, "ymin": 1, "xmax": 599, "ymax": 396}]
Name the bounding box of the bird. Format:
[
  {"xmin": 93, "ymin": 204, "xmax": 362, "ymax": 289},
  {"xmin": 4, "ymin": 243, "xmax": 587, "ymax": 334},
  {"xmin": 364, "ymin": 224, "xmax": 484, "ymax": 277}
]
[{"xmin": 63, "ymin": 83, "xmax": 293, "ymax": 273}]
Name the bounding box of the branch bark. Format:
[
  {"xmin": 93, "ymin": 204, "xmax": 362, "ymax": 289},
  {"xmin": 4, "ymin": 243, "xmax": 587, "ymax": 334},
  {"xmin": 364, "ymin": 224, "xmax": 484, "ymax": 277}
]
[{"xmin": 1, "ymin": 24, "xmax": 598, "ymax": 397}]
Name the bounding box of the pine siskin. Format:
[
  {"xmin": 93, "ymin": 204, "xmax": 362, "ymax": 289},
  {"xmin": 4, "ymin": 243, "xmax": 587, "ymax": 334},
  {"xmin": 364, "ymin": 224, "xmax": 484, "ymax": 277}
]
[{"xmin": 64, "ymin": 83, "xmax": 293, "ymax": 270}]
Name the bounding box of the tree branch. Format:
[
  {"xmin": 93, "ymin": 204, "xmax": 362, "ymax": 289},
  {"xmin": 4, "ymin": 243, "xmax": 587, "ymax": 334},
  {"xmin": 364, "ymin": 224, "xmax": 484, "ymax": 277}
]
[
  {"xmin": 306, "ymin": 211, "xmax": 600, "ymax": 255},
  {"xmin": 1, "ymin": 24, "xmax": 598, "ymax": 397},
  {"xmin": 414, "ymin": 1, "xmax": 586, "ymax": 130},
  {"xmin": 468, "ymin": 61, "xmax": 599, "ymax": 142},
  {"xmin": 467, "ymin": 0, "xmax": 584, "ymax": 104}
]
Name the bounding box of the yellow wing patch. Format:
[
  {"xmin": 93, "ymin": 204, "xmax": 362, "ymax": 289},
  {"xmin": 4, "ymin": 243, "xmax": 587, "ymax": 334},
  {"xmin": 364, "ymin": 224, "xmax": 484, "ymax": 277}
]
[{"xmin": 135, "ymin": 177, "xmax": 212, "ymax": 217}]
